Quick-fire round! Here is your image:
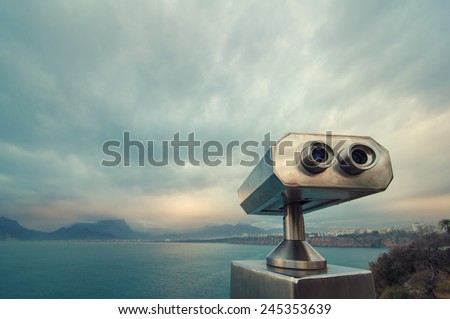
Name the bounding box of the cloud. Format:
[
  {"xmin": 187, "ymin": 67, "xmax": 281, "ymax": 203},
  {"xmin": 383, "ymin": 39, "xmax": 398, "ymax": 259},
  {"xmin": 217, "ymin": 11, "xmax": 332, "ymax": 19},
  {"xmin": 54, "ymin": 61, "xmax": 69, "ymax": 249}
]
[{"xmin": 1, "ymin": 0, "xmax": 449, "ymax": 231}]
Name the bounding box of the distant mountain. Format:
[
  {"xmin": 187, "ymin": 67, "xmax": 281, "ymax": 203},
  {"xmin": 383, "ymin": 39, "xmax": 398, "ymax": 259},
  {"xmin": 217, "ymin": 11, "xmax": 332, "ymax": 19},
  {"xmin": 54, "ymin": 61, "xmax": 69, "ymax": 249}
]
[
  {"xmin": 0, "ymin": 217, "xmax": 140, "ymax": 240},
  {"xmin": 157, "ymin": 223, "xmax": 269, "ymax": 240},
  {"xmin": 59, "ymin": 219, "xmax": 139, "ymax": 239},
  {"xmin": 0, "ymin": 216, "xmax": 271, "ymax": 241},
  {"xmin": 50, "ymin": 225, "xmax": 117, "ymax": 240},
  {"xmin": 193, "ymin": 223, "xmax": 268, "ymax": 239},
  {"xmin": 0, "ymin": 217, "xmax": 48, "ymax": 240},
  {"xmin": 48, "ymin": 219, "xmax": 146, "ymax": 240}
]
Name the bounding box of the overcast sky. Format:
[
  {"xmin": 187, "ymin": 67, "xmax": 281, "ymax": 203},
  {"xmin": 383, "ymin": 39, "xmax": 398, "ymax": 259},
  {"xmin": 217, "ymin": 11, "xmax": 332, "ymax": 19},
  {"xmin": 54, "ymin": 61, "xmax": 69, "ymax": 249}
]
[{"xmin": 1, "ymin": 0, "xmax": 449, "ymax": 232}]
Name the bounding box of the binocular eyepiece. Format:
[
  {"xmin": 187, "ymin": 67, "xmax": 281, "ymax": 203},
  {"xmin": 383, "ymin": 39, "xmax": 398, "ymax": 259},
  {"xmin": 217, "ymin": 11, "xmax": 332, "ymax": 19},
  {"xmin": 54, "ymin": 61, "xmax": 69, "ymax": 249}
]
[
  {"xmin": 301, "ymin": 141, "xmax": 378, "ymax": 175},
  {"xmin": 300, "ymin": 141, "xmax": 334, "ymax": 173}
]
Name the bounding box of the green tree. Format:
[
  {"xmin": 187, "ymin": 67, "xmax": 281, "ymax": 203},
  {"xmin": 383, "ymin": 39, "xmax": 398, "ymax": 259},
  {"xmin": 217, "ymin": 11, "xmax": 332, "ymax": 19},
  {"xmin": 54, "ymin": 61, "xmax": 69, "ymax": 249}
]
[
  {"xmin": 438, "ymin": 219, "xmax": 450, "ymax": 234},
  {"xmin": 370, "ymin": 232, "xmax": 450, "ymax": 298}
]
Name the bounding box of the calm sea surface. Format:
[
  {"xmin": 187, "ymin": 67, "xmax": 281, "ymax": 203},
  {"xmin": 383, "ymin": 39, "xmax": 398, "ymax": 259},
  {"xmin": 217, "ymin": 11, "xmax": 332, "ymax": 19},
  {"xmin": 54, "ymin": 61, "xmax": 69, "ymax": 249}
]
[{"xmin": 0, "ymin": 242, "xmax": 388, "ymax": 298}]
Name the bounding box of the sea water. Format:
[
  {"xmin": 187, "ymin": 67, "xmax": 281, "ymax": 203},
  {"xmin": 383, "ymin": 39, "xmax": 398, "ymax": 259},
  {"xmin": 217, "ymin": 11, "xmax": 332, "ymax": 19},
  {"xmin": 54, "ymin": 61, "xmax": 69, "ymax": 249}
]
[{"xmin": 0, "ymin": 242, "xmax": 387, "ymax": 298}]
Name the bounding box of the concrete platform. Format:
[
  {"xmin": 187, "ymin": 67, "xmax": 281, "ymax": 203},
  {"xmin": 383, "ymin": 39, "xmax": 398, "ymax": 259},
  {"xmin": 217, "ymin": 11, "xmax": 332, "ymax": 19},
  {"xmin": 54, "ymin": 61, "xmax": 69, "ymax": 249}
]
[{"xmin": 230, "ymin": 260, "xmax": 376, "ymax": 299}]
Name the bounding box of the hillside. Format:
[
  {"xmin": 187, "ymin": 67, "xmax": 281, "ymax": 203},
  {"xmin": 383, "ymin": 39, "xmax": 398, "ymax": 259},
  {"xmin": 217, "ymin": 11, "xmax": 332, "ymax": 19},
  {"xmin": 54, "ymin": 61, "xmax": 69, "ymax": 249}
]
[
  {"xmin": 0, "ymin": 217, "xmax": 269, "ymax": 241},
  {"xmin": 0, "ymin": 217, "xmax": 141, "ymax": 240},
  {"xmin": 370, "ymin": 233, "xmax": 450, "ymax": 298},
  {"xmin": 0, "ymin": 217, "xmax": 49, "ymax": 240},
  {"xmin": 53, "ymin": 219, "xmax": 140, "ymax": 239}
]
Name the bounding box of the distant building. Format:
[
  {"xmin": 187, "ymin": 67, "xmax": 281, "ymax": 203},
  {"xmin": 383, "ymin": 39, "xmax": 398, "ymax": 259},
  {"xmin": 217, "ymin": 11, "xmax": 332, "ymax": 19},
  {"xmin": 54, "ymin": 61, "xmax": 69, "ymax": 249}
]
[
  {"xmin": 354, "ymin": 228, "xmax": 373, "ymax": 234},
  {"xmin": 411, "ymin": 223, "xmax": 435, "ymax": 234},
  {"xmin": 325, "ymin": 228, "xmax": 357, "ymax": 236},
  {"xmin": 412, "ymin": 223, "xmax": 424, "ymax": 232},
  {"xmin": 378, "ymin": 227, "xmax": 396, "ymax": 234}
]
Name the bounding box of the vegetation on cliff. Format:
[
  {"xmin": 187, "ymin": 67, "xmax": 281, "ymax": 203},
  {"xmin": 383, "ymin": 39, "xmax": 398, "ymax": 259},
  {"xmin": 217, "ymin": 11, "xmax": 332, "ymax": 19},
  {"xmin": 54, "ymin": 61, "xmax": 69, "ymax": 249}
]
[
  {"xmin": 369, "ymin": 232, "xmax": 450, "ymax": 298},
  {"xmin": 439, "ymin": 219, "xmax": 450, "ymax": 234}
]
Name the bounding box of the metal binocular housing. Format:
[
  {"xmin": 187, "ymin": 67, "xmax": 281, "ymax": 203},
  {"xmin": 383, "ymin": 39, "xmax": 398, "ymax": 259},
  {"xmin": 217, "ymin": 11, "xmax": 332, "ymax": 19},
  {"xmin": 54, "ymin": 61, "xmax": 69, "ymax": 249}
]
[{"xmin": 238, "ymin": 133, "xmax": 393, "ymax": 270}]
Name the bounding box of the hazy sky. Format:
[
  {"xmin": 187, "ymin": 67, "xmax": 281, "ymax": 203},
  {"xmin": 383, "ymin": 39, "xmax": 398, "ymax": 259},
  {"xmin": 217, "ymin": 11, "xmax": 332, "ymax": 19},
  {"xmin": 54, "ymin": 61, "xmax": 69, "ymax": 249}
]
[{"xmin": 1, "ymin": 0, "xmax": 449, "ymax": 232}]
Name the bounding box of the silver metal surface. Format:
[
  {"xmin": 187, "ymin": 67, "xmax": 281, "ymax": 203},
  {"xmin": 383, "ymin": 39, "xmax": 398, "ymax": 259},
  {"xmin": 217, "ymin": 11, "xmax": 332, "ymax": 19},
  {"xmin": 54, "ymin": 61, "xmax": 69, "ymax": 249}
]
[
  {"xmin": 284, "ymin": 203, "xmax": 305, "ymax": 240},
  {"xmin": 238, "ymin": 133, "xmax": 393, "ymax": 216},
  {"xmin": 267, "ymin": 202, "xmax": 327, "ymax": 270},
  {"xmin": 230, "ymin": 260, "xmax": 376, "ymax": 299},
  {"xmin": 266, "ymin": 240, "xmax": 327, "ymax": 270}
]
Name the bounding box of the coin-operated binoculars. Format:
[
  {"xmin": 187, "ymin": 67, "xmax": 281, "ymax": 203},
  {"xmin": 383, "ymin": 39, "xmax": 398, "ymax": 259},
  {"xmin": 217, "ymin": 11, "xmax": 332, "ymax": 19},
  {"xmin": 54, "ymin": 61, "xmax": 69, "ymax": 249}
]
[{"xmin": 230, "ymin": 133, "xmax": 393, "ymax": 298}]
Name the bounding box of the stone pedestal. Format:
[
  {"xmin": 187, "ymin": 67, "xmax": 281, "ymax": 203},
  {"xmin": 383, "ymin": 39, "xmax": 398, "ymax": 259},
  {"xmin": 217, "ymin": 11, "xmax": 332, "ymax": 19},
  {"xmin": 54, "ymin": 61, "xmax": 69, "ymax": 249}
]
[{"xmin": 230, "ymin": 260, "xmax": 376, "ymax": 299}]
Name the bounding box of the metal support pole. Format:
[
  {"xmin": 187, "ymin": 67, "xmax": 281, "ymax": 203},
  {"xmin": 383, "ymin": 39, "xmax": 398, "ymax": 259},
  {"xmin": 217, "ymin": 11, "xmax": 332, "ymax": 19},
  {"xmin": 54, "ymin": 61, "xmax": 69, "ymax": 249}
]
[
  {"xmin": 266, "ymin": 202, "xmax": 327, "ymax": 270},
  {"xmin": 284, "ymin": 203, "xmax": 305, "ymax": 241}
]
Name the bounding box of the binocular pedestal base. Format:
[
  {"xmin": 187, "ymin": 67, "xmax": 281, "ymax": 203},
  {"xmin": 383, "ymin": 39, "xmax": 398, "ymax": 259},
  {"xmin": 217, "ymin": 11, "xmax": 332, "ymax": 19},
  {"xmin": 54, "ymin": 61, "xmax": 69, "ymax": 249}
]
[{"xmin": 230, "ymin": 260, "xmax": 376, "ymax": 299}]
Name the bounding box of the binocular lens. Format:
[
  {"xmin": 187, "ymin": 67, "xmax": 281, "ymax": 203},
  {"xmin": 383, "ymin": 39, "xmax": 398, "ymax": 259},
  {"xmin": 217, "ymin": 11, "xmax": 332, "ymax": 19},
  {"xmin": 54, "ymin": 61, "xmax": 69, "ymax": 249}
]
[
  {"xmin": 312, "ymin": 147, "xmax": 328, "ymax": 163},
  {"xmin": 351, "ymin": 148, "xmax": 368, "ymax": 165}
]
